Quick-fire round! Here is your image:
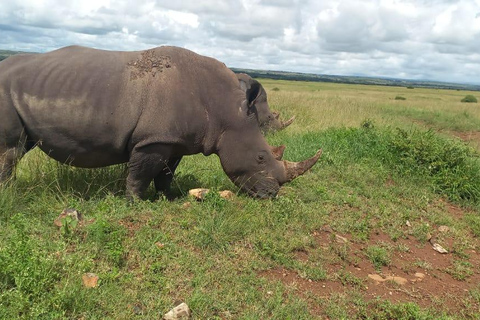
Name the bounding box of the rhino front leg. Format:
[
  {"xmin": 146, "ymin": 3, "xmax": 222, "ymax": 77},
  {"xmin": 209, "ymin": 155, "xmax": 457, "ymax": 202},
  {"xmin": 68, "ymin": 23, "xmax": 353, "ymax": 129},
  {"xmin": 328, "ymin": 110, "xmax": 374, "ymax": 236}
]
[
  {"xmin": 154, "ymin": 156, "xmax": 182, "ymax": 198},
  {"xmin": 126, "ymin": 144, "xmax": 172, "ymax": 200}
]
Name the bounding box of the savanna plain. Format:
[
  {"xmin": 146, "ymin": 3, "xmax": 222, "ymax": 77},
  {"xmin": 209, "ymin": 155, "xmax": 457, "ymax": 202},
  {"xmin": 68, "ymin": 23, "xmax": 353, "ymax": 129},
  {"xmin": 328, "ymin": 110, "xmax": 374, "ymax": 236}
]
[{"xmin": 2, "ymin": 79, "xmax": 480, "ymax": 319}]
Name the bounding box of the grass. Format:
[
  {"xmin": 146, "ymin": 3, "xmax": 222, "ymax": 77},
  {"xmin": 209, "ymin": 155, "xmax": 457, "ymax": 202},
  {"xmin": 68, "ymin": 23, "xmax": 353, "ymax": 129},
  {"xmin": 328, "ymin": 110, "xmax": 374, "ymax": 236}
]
[{"xmin": 2, "ymin": 79, "xmax": 480, "ymax": 318}]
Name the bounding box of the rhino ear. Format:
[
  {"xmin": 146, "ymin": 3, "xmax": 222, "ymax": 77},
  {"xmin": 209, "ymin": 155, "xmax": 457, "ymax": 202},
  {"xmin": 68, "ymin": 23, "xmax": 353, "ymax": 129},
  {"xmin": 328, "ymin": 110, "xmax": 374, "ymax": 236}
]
[
  {"xmin": 239, "ymin": 78, "xmax": 249, "ymax": 92},
  {"xmin": 237, "ymin": 74, "xmax": 261, "ymax": 109}
]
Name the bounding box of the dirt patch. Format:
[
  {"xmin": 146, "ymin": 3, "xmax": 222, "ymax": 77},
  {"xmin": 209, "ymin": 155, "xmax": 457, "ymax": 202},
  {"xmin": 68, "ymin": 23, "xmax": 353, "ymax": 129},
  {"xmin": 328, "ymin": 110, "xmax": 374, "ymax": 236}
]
[
  {"xmin": 119, "ymin": 214, "xmax": 152, "ymax": 236},
  {"xmin": 434, "ymin": 198, "xmax": 466, "ymax": 219},
  {"xmin": 412, "ymin": 119, "xmax": 480, "ymax": 150},
  {"xmin": 127, "ymin": 50, "xmax": 172, "ymax": 80},
  {"xmin": 451, "ymin": 131, "xmax": 480, "ymax": 144},
  {"xmin": 259, "ymin": 222, "xmax": 480, "ymax": 315}
]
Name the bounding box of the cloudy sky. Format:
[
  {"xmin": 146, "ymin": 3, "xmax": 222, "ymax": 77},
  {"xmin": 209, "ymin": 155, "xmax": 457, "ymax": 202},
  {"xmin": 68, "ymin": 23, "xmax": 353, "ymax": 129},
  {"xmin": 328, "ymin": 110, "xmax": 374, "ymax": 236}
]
[{"xmin": 1, "ymin": 0, "xmax": 480, "ymax": 84}]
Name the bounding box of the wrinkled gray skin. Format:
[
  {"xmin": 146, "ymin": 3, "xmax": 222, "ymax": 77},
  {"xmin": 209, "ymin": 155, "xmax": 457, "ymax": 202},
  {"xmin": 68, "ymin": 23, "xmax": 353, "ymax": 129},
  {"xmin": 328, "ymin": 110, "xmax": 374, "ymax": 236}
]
[
  {"xmin": 236, "ymin": 73, "xmax": 295, "ymax": 133},
  {"xmin": 154, "ymin": 74, "xmax": 296, "ymax": 195},
  {"xmin": 0, "ymin": 46, "xmax": 321, "ymax": 199}
]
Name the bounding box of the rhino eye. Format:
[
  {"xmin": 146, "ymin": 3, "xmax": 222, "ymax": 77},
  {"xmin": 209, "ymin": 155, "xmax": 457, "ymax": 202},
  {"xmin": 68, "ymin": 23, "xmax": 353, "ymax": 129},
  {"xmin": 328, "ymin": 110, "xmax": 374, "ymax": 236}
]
[{"xmin": 256, "ymin": 152, "xmax": 267, "ymax": 163}]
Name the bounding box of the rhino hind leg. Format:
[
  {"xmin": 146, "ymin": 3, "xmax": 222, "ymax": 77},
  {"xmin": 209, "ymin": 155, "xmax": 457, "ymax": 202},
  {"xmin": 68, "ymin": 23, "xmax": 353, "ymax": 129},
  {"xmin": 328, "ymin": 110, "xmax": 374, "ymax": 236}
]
[
  {"xmin": 126, "ymin": 143, "xmax": 173, "ymax": 200},
  {"xmin": 154, "ymin": 156, "xmax": 182, "ymax": 198}
]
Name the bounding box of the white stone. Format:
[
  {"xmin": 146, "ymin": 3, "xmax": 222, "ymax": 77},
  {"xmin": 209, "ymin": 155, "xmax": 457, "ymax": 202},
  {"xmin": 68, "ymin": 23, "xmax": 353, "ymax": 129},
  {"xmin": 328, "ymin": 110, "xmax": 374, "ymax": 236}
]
[{"xmin": 163, "ymin": 303, "xmax": 190, "ymax": 320}]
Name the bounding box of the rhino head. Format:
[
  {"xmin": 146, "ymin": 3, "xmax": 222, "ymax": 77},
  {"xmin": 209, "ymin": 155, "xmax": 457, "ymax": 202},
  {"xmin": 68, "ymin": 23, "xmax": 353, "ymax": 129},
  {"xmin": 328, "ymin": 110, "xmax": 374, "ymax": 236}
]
[
  {"xmin": 217, "ymin": 120, "xmax": 321, "ymax": 198},
  {"xmin": 237, "ymin": 73, "xmax": 295, "ymax": 133}
]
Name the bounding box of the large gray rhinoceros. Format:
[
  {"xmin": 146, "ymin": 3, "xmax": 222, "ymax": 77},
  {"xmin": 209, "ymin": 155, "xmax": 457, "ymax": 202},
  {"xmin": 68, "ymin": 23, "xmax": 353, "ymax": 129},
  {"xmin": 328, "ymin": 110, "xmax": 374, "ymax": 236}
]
[
  {"xmin": 236, "ymin": 73, "xmax": 295, "ymax": 132},
  {"xmin": 0, "ymin": 45, "xmax": 321, "ymax": 199}
]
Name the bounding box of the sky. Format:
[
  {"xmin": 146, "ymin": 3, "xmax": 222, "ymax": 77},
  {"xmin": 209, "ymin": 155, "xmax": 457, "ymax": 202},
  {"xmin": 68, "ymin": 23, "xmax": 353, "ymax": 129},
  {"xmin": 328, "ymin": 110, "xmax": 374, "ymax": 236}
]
[{"xmin": 1, "ymin": 0, "xmax": 480, "ymax": 84}]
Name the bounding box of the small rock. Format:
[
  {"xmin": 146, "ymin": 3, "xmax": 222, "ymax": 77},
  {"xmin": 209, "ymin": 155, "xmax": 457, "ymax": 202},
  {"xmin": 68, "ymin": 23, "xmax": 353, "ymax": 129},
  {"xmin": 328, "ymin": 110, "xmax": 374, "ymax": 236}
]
[
  {"xmin": 266, "ymin": 291, "xmax": 273, "ymax": 295},
  {"xmin": 188, "ymin": 188, "xmax": 209, "ymax": 201},
  {"xmin": 392, "ymin": 276, "xmax": 408, "ymax": 285},
  {"xmin": 322, "ymin": 225, "xmax": 334, "ymax": 233},
  {"xmin": 132, "ymin": 303, "xmax": 144, "ymax": 315},
  {"xmin": 414, "ymin": 272, "xmax": 425, "ymax": 279},
  {"xmin": 54, "ymin": 208, "xmax": 82, "ymax": 227},
  {"xmin": 335, "ymin": 234, "xmax": 348, "ymax": 244},
  {"xmin": 368, "ymin": 274, "xmax": 408, "ymax": 286},
  {"xmin": 432, "ymin": 243, "xmax": 448, "ymax": 254},
  {"xmin": 163, "ymin": 302, "xmax": 190, "ymax": 320},
  {"xmin": 438, "ymin": 225, "xmax": 450, "ymax": 232},
  {"xmin": 368, "ymin": 274, "xmax": 385, "ymax": 282},
  {"xmin": 219, "ymin": 190, "xmax": 235, "ymax": 200},
  {"xmin": 406, "ymin": 220, "xmax": 411, "ymax": 227},
  {"xmin": 82, "ymin": 273, "xmax": 99, "ymax": 288},
  {"xmin": 155, "ymin": 242, "xmax": 165, "ymax": 249}
]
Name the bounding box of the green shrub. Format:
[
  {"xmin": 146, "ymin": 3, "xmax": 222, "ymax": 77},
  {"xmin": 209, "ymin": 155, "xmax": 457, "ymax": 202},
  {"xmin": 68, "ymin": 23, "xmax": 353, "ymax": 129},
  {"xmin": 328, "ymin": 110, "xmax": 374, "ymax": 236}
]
[
  {"xmin": 395, "ymin": 96, "xmax": 406, "ymax": 100},
  {"xmin": 387, "ymin": 128, "xmax": 480, "ymax": 202},
  {"xmin": 406, "ymin": 86, "xmax": 415, "ymax": 89},
  {"xmin": 272, "ymin": 87, "xmax": 280, "ymax": 91},
  {"xmin": 461, "ymin": 95, "xmax": 477, "ymax": 103}
]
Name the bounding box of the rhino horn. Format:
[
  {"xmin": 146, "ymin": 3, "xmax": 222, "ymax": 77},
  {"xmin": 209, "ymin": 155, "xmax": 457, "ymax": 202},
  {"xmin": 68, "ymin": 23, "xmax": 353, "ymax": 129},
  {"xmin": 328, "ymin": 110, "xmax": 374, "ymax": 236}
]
[
  {"xmin": 283, "ymin": 149, "xmax": 322, "ymax": 182},
  {"xmin": 270, "ymin": 145, "xmax": 286, "ymax": 160},
  {"xmin": 272, "ymin": 111, "xmax": 295, "ymax": 130},
  {"xmin": 280, "ymin": 115, "xmax": 296, "ymax": 130}
]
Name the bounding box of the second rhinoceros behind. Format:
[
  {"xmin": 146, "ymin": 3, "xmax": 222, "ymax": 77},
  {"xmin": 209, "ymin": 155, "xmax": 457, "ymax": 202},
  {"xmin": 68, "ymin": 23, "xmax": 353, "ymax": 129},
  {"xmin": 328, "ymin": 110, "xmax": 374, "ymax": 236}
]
[
  {"xmin": 236, "ymin": 73, "xmax": 295, "ymax": 133},
  {"xmin": 0, "ymin": 45, "xmax": 321, "ymax": 199}
]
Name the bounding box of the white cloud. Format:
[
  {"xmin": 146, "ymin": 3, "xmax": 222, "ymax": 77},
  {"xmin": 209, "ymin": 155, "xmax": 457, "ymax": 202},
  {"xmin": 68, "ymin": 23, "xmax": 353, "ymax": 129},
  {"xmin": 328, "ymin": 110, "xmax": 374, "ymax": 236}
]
[{"xmin": 0, "ymin": 0, "xmax": 479, "ymax": 84}]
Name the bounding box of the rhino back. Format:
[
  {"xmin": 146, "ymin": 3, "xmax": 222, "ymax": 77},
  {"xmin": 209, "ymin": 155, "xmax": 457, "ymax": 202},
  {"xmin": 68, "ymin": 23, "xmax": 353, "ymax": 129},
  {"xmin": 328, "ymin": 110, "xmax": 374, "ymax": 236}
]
[
  {"xmin": 0, "ymin": 46, "xmax": 144, "ymax": 167},
  {"xmin": 126, "ymin": 46, "xmax": 245, "ymax": 156},
  {"xmin": 0, "ymin": 46, "xmax": 245, "ymax": 166}
]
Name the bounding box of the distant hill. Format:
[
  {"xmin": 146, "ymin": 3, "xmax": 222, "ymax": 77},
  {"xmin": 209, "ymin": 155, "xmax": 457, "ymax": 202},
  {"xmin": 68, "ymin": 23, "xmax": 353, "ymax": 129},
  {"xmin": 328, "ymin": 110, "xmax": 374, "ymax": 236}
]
[
  {"xmin": 232, "ymin": 68, "xmax": 480, "ymax": 92},
  {"xmin": 0, "ymin": 50, "xmax": 26, "ymax": 61},
  {"xmin": 1, "ymin": 50, "xmax": 478, "ymax": 91}
]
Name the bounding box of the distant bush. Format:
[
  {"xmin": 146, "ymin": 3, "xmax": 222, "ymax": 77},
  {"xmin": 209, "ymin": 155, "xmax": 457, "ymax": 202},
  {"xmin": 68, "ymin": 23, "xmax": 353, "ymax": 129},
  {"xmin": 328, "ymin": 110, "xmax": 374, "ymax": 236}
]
[
  {"xmin": 272, "ymin": 87, "xmax": 280, "ymax": 91},
  {"xmin": 461, "ymin": 95, "xmax": 477, "ymax": 103},
  {"xmin": 360, "ymin": 118, "xmax": 375, "ymax": 129},
  {"xmin": 406, "ymin": 86, "xmax": 414, "ymax": 89},
  {"xmin": 395, "ymin": 96, "xmax": 406, "ymax": 100}
]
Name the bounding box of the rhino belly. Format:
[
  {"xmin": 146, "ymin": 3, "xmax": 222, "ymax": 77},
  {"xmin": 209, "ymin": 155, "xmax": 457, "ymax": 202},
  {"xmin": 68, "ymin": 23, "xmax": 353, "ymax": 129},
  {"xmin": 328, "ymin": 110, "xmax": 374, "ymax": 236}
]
[{"xmin": 36, "ymin": 137, "xmax": 130, "ymax": 168}]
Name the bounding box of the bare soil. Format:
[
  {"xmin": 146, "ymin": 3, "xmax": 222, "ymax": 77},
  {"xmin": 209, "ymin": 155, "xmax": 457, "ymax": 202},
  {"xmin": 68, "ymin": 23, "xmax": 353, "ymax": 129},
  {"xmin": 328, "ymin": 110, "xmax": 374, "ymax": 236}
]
[
  {"xmin": 450, "ymin": 131, "xmax": 480, "ymax": 150},
  {"xmin": 259, "ymin": 200, "xmax": 480, "ymax": 315}
]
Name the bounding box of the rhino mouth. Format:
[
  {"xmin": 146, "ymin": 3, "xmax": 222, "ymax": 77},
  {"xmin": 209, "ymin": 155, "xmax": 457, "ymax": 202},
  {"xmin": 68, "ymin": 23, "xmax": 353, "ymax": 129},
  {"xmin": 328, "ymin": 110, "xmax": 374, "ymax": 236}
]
[{"xmin": 234, "ymin": 174, "xmax": 280, "ymax": 199}]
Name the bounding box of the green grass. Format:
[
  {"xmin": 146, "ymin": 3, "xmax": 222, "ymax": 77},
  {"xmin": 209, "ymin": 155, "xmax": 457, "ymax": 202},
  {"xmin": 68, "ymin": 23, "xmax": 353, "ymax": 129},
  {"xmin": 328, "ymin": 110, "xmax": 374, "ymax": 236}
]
[{"xmin": 2, "ymin": 79, "xmax": 480, "ymax": 318}]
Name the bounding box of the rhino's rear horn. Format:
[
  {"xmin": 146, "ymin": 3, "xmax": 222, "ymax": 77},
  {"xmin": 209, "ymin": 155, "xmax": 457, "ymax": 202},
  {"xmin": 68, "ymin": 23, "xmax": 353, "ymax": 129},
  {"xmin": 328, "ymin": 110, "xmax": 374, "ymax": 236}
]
[
  {"xmin": 283, "ymin": 149, "xmax": 322, "ymax": 183},
  {"xmin": 270, "ymin": 145, "xmax": 286, "ymax": 160}
]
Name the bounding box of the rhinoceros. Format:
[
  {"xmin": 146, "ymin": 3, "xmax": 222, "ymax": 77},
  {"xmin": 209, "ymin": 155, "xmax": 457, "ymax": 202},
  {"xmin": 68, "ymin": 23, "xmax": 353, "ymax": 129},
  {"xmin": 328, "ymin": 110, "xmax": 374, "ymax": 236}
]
[
  {"xmin": 236, "ymin": 73, "xmax": 295, "ymax": 132},
  {"xmin": 0, "ymin": 46, "xmax": 321, "ymax": 199}
]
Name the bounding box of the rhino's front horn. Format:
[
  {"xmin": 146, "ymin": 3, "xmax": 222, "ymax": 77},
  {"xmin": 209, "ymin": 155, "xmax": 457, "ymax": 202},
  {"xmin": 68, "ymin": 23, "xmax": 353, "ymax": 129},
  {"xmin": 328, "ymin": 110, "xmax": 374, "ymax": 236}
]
[
  {"xmin": 272, "ymin": 111, "xmax": 295, "ymax": 130},
  {"xmin": 280, "ymin": 115, "xmax": 296, "ymax": 130},
  {"xmin": 283, "ymin": 149, "xmax": 322, "ymax": 183}
]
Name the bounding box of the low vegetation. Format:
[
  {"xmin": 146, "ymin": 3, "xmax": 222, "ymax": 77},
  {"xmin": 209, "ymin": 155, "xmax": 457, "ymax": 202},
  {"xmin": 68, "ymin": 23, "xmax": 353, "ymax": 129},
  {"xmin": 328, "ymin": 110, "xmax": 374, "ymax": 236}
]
[
  {"xmin": 2, "ymin": 79, "xmax": 480, "ymax": 318},
  {"xmin": 461, "ymin": 95, "xmax": 478, "ymax": 103}
]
